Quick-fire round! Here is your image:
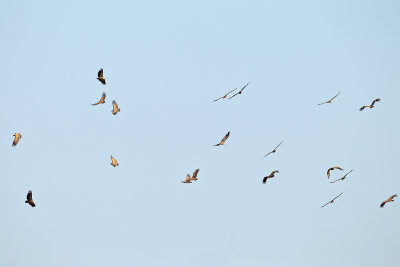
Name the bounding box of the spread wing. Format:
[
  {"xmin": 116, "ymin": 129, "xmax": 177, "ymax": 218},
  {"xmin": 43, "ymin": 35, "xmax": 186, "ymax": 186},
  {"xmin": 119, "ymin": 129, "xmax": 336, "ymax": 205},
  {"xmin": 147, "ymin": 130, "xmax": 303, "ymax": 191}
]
[
  {"xmin": 192, "ymin": 169, "xmax": 199, "ymax": 179},
  {"xmin": 274, "ymin": 141, "xmax": 283, "ymax": 150},
  {"xmin": 98, "ymin": 68, "xmax": 103, "ymax": 78},
  {"xmin": 100, "ymin": 92, "xmax": 106, "ymax": 102},
  {"xmin": 264, "ymin": 151, "xmax": 273, "ymax": 157},
  {"xmin": 359, "ymin": 106, "xmax": 367, "ymax": 111},
  {"xmin": 27, "ymin": 190, "xmax": 32, "ymax": 202},
  {"xmin": 239, "ymin": 82, "xmax": 249, "ymax": 93},
  {"xmin": 112, "ymin": 100, "xmax": 118, "ymax": 109},
  {"xmin": 221, "ymin": 131, "xmax": 230, "ymax": 142},
  {"xmin": 262, "ymin": 176, "xmax": 268, "ymax": 184},
  {"xmin": 327, "ymin": 168, "xmax": 332, "ymax": 178},
  {"xmin": 332, "ymin": 192, "xmax": 343, "ymax": 201},
  {"xmin": 321, "ymin": 201, "xmax": 331, "ymax": 208},
  {"xmin": 228, "ymin": 91, "xmax": 240, "ymax": 99},
  {"xmin": 330, "ymin": 91, "xmax": 340, "ymax": 101},
  {"xmin": 371, "ymin": 98, "xmax": 381, "ymax": 106},
  {"xmin": 333, "ymin": 166, "xmax": 343, "ymax": 171}
]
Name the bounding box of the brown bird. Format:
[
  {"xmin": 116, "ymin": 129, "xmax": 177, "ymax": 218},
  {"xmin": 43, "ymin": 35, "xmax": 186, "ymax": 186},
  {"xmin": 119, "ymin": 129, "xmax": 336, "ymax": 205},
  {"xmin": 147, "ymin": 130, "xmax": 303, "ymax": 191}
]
[
  {"xmin": 181, "ymin": 174, "xmax": 193, "ymax": 183},
  {"xmin": 97, "ymin": 68, "xmax": 106, "ymax": 84},
  {"xmin": 263, "ymin": 170, "xmax": 279, "ymax": 184},
  {"xmin": 12, "ymin": 133, "xmax": 22, "ymax": 147},
  {"xmin": 110, "ymin": 155, "xmax": 119, "ymax": 167},
  {"xmin": 25, "ymin": 190, "xmax": 36, "ymax": 207},
  {"xmin": 380, "ymin": 194, "xmax": 397, "ymax": 208},
  {"xmin": 264, "ymin": 141, "xmax": 283, "ymax": 157},
  {"xmin": 327, "ymin": 166, "xmax": 343, "ymax": 179},
  {"xmin": 213, "ymin": 88, "xmax": 237, "ymax": 102},
  {"xmin": 321, "ymin": 192, "xmax": 343, "ymax": 208},
  {"xmin": 190, "ymin": 169, "xmax": 200, "ymax": 181},
  {"xmin": 214, "ymin": 131, "xmax": 230, "ymax": 146},
  {"xmin": 359, "ymin": 98, "xmax": 381, "ymax": 111},
  {"xmin": 111, "ymin": 100, "xmax": 120, "ymax": 115},
  {"xmin": 228, "ymin": 82, "xmax": 249, "ymax": 99},
  {"xmin": 318, "ymin": 91, "xmax": 340, "ymax": 105},
  {"xmin": 91, "ymin": 92, "xmax": 106, "ymax": 106},
  {"xmin": 330, "ymin": 169, "xmax": 353, "ymax": 184}
]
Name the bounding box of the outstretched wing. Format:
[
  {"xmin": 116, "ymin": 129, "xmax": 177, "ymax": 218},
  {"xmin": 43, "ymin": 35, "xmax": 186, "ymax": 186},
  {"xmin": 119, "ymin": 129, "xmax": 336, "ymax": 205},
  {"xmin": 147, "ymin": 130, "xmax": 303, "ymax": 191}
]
[
  {"xmin": 330, "ymin": 178, "xmax": 341, "ymax": 184},
  {"xmin": 274, "ymin": 141, "xmax": 283, "ymax": 150},
  {"xmin": 221, "ymin": 131, "xmax": 230, "ymax": 143},
  {"xmin": 228, "ymin": 92, "xmax": 240, "ymax": 99},
  {"xmin": 112, "ymin": 100, "xmax": 118, "ymax": 109},
  {"xmin": 264, "ymin": 151, "xmax": 273, "ymax": 157},
  {"xmin": 98, "ymin": 68, "xmax": 103, "ymax": 78},
  {"xmin": 321, "ymin": 201, "xmax": 330, "ymax": 208},
  {"xmin": 330, "ymin": 91, "xmax": 340, "ymax": 101},
  {"xmin": 27, "ymin": 190, "xmax": 32, "ymax": 202},
  {"xmin": 333, "ymin": 166, "xmax": 343, "ymax": 171},
  {"xmin": 327, "ymin": 168, "xmax": 332, "ymax": 179},
  {"xmin": 332, "ymin": 192, "xmax": 343, "ymax": 201},
  {"xmin": 262, "ymin": 176, "xmax": 268, "ymax": 184},
  {"xmin": 192, "ymin": 169, "xmax": 200, "ymax": 179},
  {"xmin": 359, "ymin": 106, "xmax": 367, "ymax": 111},
  {"xmin": 239, "ymin": 82, "xmax": 249, "ymax": 93},
  {"xmin": 371, "ymin": 98, "xmax": 381, "ymax": 106},
  {"xmin": 100, "ymin": 92, "xmax": 106, "ymax": 102}
]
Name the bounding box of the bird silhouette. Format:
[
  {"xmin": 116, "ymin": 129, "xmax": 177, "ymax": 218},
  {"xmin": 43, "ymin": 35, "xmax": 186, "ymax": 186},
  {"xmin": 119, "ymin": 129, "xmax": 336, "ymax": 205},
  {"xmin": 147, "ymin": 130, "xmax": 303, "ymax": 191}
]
[
  {"xmin": 318, "ymin": 91, "xmax": 340, "ymax": 105},
  {"xmin": 359, "ymin": 98, "xmax": 381, "ymax": 111},
  {"xmin": 91, "ymin": 92, "xmax": 106, "ymax": 106},
  {"xmin": 326, "ymin": 166, "xmax": 343, "ymax": 179},
  {"xmin": 214, "ymin": 131, "xmax": 230, "ymax": 146},
  {"xmin": 264, "ymin": 141, "xmax": 283, "ymax": 157},
  {"xmin": 263, "ymin": 170, "xmax": 279, "ymax": 184},
  {"xmin": 112, "ymin": 100, "xmax": 120, "ymax": 115},
  {"xmin": 97, "ymin": 68, "xmax": 106, "ymax": 84},
  {"xmin": 380, "ymin": 194, "xmax": 397, "ymax": 208},
  {"xmin": 321, "ymin": 192, "xmax": 343, "ymax": 208},
  {"xmin": 110, "ymin": 155, "xmax": 119, "ymax": 167},
  {"xmin": 330, "ymin": 169, "xmax": 353, "ymax": 184},
  {"xmin": 25, "ymin": 190, "xmax": 36, "ymax": 207}
]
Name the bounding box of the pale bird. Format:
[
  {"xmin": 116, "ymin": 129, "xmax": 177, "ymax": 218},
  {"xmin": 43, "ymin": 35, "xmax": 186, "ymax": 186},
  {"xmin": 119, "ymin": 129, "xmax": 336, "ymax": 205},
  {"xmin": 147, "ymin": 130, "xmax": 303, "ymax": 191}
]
[
  {"xmin": 181, "ymin": 174, "xmax": 192, "ymax": 183},
  {"xmin": 214, "ymin": 131, "xmax": 230, "ymax": 146},
  {"xmin": 12, "ymin": 133, "xmax": 22, "ymax": 147},
  {"xmin": 321, "ymin": 192, "xmax": 343, "ymax": 208},
  {"xmin": 190, "ymin": 169, "xmax": 200, "ymax": 181},
  {"xmin": 97, "ymin": 68, "xmax": 106, "ymax": 84},
  {"xmin": 330, "ymin": 169, "xmax": 353, "ymax": 184},
  {"xmin": 263, "ymin": 170, "xmax": 279, "ymax": 184},
  {"xmin": 110, "ymin": 155, "xmax": 119, "ymax": 167},
  {"xmin": 359, "ymin": 98, "xmax": 381, "ymax": 111},
  {"xmin": 213, "ymin": 88, "xmax": 237, "ymax": 102},
  {"xmin": 264, "ymin": 141, "xmax": 283, "ymax": 157},
  {"xmin": 327, "ymin": 166, "xmax": 343, "ymax": 179},
  {"xmin": 91, "ymin": 92, "xmax": 106, "ymax": 106},
  {"xmin": 318, "ymin": 91, "xmax": 340, "ymax": 105},
  {"xmin": 380, "ymin": 194, "xmax": 397, "ymax": 208},
  {"xmin": 112, "ymin": 100, "xmax": 120, "ymax": 115},
  {"xmin": 25, "ymin": 190, "xmax": 36, "ymax": 207},
  {"xmin": 228, "ymin": 82, "xmax": 249, "ymax": 99}
]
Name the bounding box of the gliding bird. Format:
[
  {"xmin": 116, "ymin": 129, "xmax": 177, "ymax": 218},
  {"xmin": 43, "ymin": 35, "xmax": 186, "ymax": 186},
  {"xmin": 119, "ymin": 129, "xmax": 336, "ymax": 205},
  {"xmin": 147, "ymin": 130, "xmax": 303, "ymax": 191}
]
[
  {"xmin": 213, "ymin": 88, "xmax": 237, "ymax": 102},
  {"xmin": 318, "ymin": 91, "xmax": 340, "ymax": 105},
  {"xmin": 330, "ymin": 169, "xmax": 353, "ymax": 184},
  {"xmin": 380, "ymin": 194, "xmax": 397, "ymax": 208},
  {"xmin": 264, "ymin": 141, "xmax": 283, "ymax": 157},
  {"xmin": 359, "ymin": 98, "xmax": 381, "ymax": 111},
  {"xmin": 214, "ymin": 131, "xmax": 230, "ymax": 146},
  {"xmin": 321, "ymin": 192, "xmax": 343, "ymax": 208}
]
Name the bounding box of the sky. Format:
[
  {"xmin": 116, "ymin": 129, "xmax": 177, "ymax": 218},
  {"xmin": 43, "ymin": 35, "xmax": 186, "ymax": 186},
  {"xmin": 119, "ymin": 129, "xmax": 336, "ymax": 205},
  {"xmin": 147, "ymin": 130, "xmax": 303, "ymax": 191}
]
[{"xmin": 1, "ymin": 1, "xmax": 399, "ymax": 266}]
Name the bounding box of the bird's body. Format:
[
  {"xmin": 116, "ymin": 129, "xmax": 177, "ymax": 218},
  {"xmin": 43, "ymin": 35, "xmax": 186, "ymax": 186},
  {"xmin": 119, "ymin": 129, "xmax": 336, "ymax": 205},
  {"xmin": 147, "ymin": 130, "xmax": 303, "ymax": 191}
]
[
  {"xmin": 112, "ymin": 100, "xmax": 120, "ymax": 115},
  {"xmin": 91, "ymin": 92, "xmax": 106, "ymax": 106},
  {"xmin": 97, "ymin": 68, "xmax": 106, "ymax": 84},
  {"xmin": 182, "ymin": 174, "xmax": 192, "ymax": 183},
  {"xmin": 327, "ymin": 166, "xmax": 344, "ymax": 179},
  {"xmin": 213, "ymin": 88, "xmax": 237, "ymax": 102},
  {"xmin": 263, "ymin": 170, "xmax": 279, "ymax": 184},
  {"xmin": 264, "ymin": 141, "xmax": 283, "ymax": 157},
  {"xmin": 12, "ymin": 133, "xmax": 22, "ymax": 147},
  {"xmin": 360, "ymin": 98, "xmax": 381, "ymax": 111},
  {"xmin": 110, "ymin": 155, "xmax": 119, "ymax": 167},
  {"xmin": 214, "ymin": 131, "xmax": 230, "ymax": 146},
  {"xmin": 330, "ymin": 169, "xmax": 353, "ymax": 184},
  {"xmin": 228, "ymin": 82, "xmax": 249, "ymax": 99},
  {"xmin": 318, "ymin": 91, "xmax": 340, "ymax": 105},
  {"xmin": 25, "ymin": 190, "xmax": 35, "ymax": 207},
  {"xmin": 380, "ymin": 194, "xmax": 397, "ymax": 208},
  {"xmin": 321, "ymin": 192, "xmax": 343, "ymax": 208}
]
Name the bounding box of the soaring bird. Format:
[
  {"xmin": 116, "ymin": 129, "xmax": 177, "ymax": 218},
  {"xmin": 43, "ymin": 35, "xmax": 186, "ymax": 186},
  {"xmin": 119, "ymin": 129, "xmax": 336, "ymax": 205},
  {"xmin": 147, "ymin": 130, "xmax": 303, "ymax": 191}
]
[
  {"xmin": 181, "ymin": 174, "xmax": 192, "ymax": 183},
  {"xmin": 263, "ymin": 170, "xmax": 279, "ymax": 184},
  {"xmin": 25, "ymin": 190, "xmax": 36, "ymax": 207},
  {"xmin": 214, "ymin": 131, "xmax": 230, "ymax": 146},
  {"xmin": 190, "ymin": 169, "xmax": 200, "ymax": 181},
  {"xmin": 112, "ymin": 100, "xmax": 120, "ymax": 115},
  {"xmin": 380, "ymin": 194, "xmax": 397, "ymax": 208},
  {"xmin": 228, "ymin": 82, "xmax": 249, "ymax": 99},
  {"xmin": 97, "ymin": 68, "xmax": 106, "ymax": 84},
  {"xmin": 213, "ymin": 88, "xmax": 237, "ymax": 102},
  {"xmin": 330, "ymin": 169, "xmax": 353, "ymax": 184},
  {"xmin": 318, "ymin": 91, "xmax": 340, "ymax": 105},
  {"xmin": 264, "ymin": 141, "xmax": 283, "ymax": 157},
  {"xmin": 91, "ymin": 92, "xmax": 106, "ymax": 106},
  {"xmin": 110, "ymin": 155, "xmax": 119, "ymax": 167},
  {"xmin": 321, "ymin": 192, "xmax": 343, "ymax": 208},
  {"xmin": 12, "ymin": 133, "xmax": 22, "ymax": 147},
  {"xmin": 359, "ymin": 98, "xmax": 381, "ymax": 111},
  {"xmin": 327, "ymin": 166, "xmax": 343, "ymax": 179}
]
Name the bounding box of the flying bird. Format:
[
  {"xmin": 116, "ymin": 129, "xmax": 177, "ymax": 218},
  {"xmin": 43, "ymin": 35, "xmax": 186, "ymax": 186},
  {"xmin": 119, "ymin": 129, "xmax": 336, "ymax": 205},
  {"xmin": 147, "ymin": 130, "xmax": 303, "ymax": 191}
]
[
  {"xmin": 264, "ymin": 141, "xmax": 283, "ymax": 157},
  {"xmin": 213, "ymin": 88, "xmax": 237, "ymax": 102},
  {"xmin": 359, "ymin": 98, "xmax": 381, "ymax": 111},
  {"xmin": 97, "ymin": 68, "xmax": 106, "ymax": 84},
  {"xmin": 25, "ymin": 190, "xmax": 36, "ymax": 207},
  {"xmin": 321, "ymin": 192, "xmax": 343, "ymax": 208},
  {"xmin": 318, "ymin": 91, "xmax": 340, "ymax": 105},
  {"xmin": 91, "ymin": 92, "xmax": 106, "ymax": 106},
  {"xmin": 380, "ymin": 194, "xmax": 397, "ymax": 208},
  {"xmin": 214, "ymin": 131, "xmax": 230, "ymax": 146},
  {"xmin": 112, "ymin": 100, "xmax": 120, "ymax": 115},
  {"xmin": 181, "ymin": 174, "xmax": 192, "ymax": 183},
  {"xmin": 12, "ymin": 133, "xmax": 22, "ymax": 147},
  {"xmin": 330, "ymin": 169, "xmax": 353, "ymax": 184},
  {"xmin": 263, "ymin": 170, "xmax": 279, "ymax": 184},
  {"xmin": 228, "ymin": 82, "xmax": 249, "ymax": 99},
  {"xmin": 110, "ymin": 155, "xmax": 119, "ymax": 167},
  {"xmin": 327, "ymin": 166, "xmax": 343, "ymax": 179}
]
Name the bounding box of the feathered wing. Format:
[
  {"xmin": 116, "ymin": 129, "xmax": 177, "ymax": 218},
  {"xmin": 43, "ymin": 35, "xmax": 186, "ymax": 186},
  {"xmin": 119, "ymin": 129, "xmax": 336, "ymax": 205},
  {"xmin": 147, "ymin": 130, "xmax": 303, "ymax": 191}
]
[
  {"xmin": 359, "ymin": 106, "xmax": 367, "ymax": 111},
  {"xmin": 192, "ymin": 169, "xmax": 200, "ymax": 179},
  {"xmin": 371, "ymin": 98, "xmax": 381, "ymax": 106},
  {"xmin": 274, "ymin": 141, "xmax": 283, "ymax": 150},
  {"xmin": 332, "ymin": 192, "xmax": 343, "ymax": 201},
  {"xmin": 262, "ymin": 176, "xmax": 269, "ymax": 184},
  {"xmin": 213, "ymin": 88, "xmax": 237, "ymax": 102},
  {"xmin": 112, "ymin": 100, "xmax": 120, "ymax": 115},
  {"xmin": 91, "ymin": 92, "xmax": 106, "ymax": 105},
  {"xmin": 12, "ymin": 133, "xmax": 21, "ymax": 147},
  {"xmin": 26, "ymin": 190, "xmax": 35, "ymax": 207},
  {"xmin": 98, "ymin": 68, "xmax": 103, "ymax": 78},
  {"xmin": 239, "ymin": 82, "xmax": 249, "ymax": 92},
  {"xmin": 215, "ymin": 131, "xmax": 230, "ymax": 146},
  {"xmin": 264, "ymin": 151, "xmax": 273, "ymax": 157},
  {"xmin": 330, "ymin": 91, "xmax": 340, "ymax": 101}
]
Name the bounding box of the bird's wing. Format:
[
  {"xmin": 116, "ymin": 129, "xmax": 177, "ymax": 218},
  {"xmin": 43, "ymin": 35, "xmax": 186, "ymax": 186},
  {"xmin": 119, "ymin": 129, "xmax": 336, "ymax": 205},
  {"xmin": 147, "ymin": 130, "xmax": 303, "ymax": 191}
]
[
  {"xmin": 318, "ymin": 101, "xmax": 328, "ymax": 105},
  {"xmin": 330, "ymin": 178, "xmax": 340, "ymax": 184},
  {"xmin": 192, "ymin": 169, "xmax": 199, "ymax": 179},
  {"xmin": 274, "ymin": 141, "xmax": 283, "ymax": 150},
  {"xmin": 359, "ymin": 106, "xmax": 367, "ymax": 111},
  {"xmin": 112, "ymin": 100, "xmax": 118, "ymax": 109},
  {"xmin": 239, "ymin": 82, "xmax": 249, "ymax": 92},
  {"xmin": 100, "ymin": 92, "xmax": 106, "ymax": 101},
  {"xmin": 380, "ymin": 201, "xmax": 386, "ymax": 208},
  {"xmin": 331, "ymin": 192, "xmax": 343, "ymax": 201},
  {"xmin": 327, "ymin": 169, "xmax": 331, "ymax": 178},
  {"xmin": 371, "ymin": 98, "xmax": 381, "ymax": 106},
  {"xmin": 344, "ymin": 169, "xmax": 353, "ymax": 177},
  {"xmin": 98, "ymin": 68, "xmax": 103, "ymax": 78},
  {"xmin": 228, "ymin": 92, "xmax": 239, "ymax": 99},
  {"xmin": 333, "ymin": 166, "xmax": 343, "ymax": 171},
  {"xmin": 27, "ymin": 190, "xmax": 32, "ymax": 201},
  {"xmin": 262, "ymin": 176, "xmax": 268, "ymax": 184},
  {"xmin": 12, "ymin": 135, "xmax": 19, "ymax": 146},
  {"xmin": 221, "ymin": 131, "xmax": 230, "ymax": 142},
  {"xmin": 213, "ymin": 96, "xmax": 223, "ymax": 102},
  {"xmin": 321, "ymin": 201, "xmax": 330, "ymax": 208},
  {"xmin": 264, "ymin": 151, "xmax": 273, "ymax": 157},
  {"xmin": 225, "ymin": 88, "xmax": 237, "ymax": 96},
  {"xmin": 330, "ymin": 91, "xmax": 340, "ymax": 101}
]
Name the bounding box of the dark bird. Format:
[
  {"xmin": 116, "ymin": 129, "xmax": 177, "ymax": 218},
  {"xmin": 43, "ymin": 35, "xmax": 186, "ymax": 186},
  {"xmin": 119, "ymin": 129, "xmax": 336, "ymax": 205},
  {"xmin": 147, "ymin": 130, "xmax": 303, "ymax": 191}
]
[
  {"xmin": 25, "ymin": 190, "xmax": 36, "ymax": 207},
  {"xmin": 190, "ymin": 169, "xmax": 200, "ymax": 181},
  {"xmin": 112, "ymin": 100, "xmax": 120, "ymax": 115},
  {"xmin": 359, "ymin": 98, "xmax": 381, "ymax": 111},
  {"xmin": 264, "ymin": 141, "xmax": 283, "ymax": 157},
  {"xmin": 327, "ymin": 166, "xmax": 343, "ymax": 179},
  {"xmin": 12, "ymin": 133, "xmax": 22, "ymax": 147},
  {"xmin": 263, "ymin": 170, "xmax": 279, "ymax": 184},
  {"xmin": 228, "ymin": 82, "xmax": 249, "ymax": 99},
  {"xmin": 214, "ymin": 131, "xmax": 230, "ymax": 146},
  {"xmin": 181, "ymin": 174, "xmax": 192, "ymax": 183},
  {"xmin": 318, "ymin": 91, "xmax": 340, "ymax": 105},
  {"xmin": 321, "ymin": 192, "xmax": 343, "ymax": 208},
  {"xmin": 213, "ymin": 88, "xmax": 237, "ymax": 102},
  {"xmin": 380, "ymin": 194, "xmax": 397, "ymax": 208},
  {"xmin": 330, "ymin": 169, "xmax": 353, "ymax": 184},
  {"xmin": 91, "ymin": 92, "xmax": 106, "ymax": 106},
  {"xmin": 97, "ymin": 68, "xmax": 106, "ymax": 84},
  {"xmin": 110, "ymin": 155, "xmax": 119, "ymax": 167}
]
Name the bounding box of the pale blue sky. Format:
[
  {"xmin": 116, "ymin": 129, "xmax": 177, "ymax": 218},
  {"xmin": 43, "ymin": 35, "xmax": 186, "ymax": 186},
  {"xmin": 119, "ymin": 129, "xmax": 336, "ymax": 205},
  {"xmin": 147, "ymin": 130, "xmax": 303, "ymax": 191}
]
[{"xmin": 1, "ymin": 1, "xmax": 399, "ymax": 266}]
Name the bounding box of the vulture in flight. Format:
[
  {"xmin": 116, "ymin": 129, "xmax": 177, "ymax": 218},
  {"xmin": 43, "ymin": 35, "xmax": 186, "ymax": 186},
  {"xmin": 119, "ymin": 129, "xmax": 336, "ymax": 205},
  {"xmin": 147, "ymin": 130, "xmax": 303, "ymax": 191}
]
[
  {"xmin": 359, "ymin": 98, "xmax": 381, "ymax": 111},
  {"xmin": 97, "ymin": 68, "xmax": 106, "ymax": 85},
  {"xmin": 318, "ymin": 91, "xmax": 340, "ymax": 105},
  {"xmin": 264, "ymin": 141, "xmax": 283, "ymax": 157},
  {"xmin": 213, "ymin": 88, "xmax": 237, "ymax": 102},
  {"xmin": 263, "ymin": 170, "xmax": 279, "ymax": 184},
  {"xmin": 228, "ymin": 82, "xmax": 249, "ymax": 99},
  {"xmin": 214, "ymin": 131, "xmax": 230, "ymax": 146},
  {"xmin": 110, "ymin": 155, "xmax": 119, "ymax": 167},
  {"xmin": 321, "ymin": 192, "xmax": 343, "ymax": 208},
  {"xmin": 12, "ymin": 133, "xmax": 22, "ymax": 147},
  {"xmin": 25, "ymin": 190, "xmax": 36, "ymax": 207},
  {"xmin": 327, "ymin": 166, "xmax": 343, "ymax": 179},
  {"xmin": 91, "ymin": 92, "xmax": 106, "ymax": 106},
  {"xmin": 380, "ymin": 194, "xmax": 397, "ymax": 208},
  {"xmin": 330, "ymin": 169, "xmax": 353, "ymax": 184},
  {"xmin": 112, "ymin": 100, "xmax": 120, "ymax": 115}
]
